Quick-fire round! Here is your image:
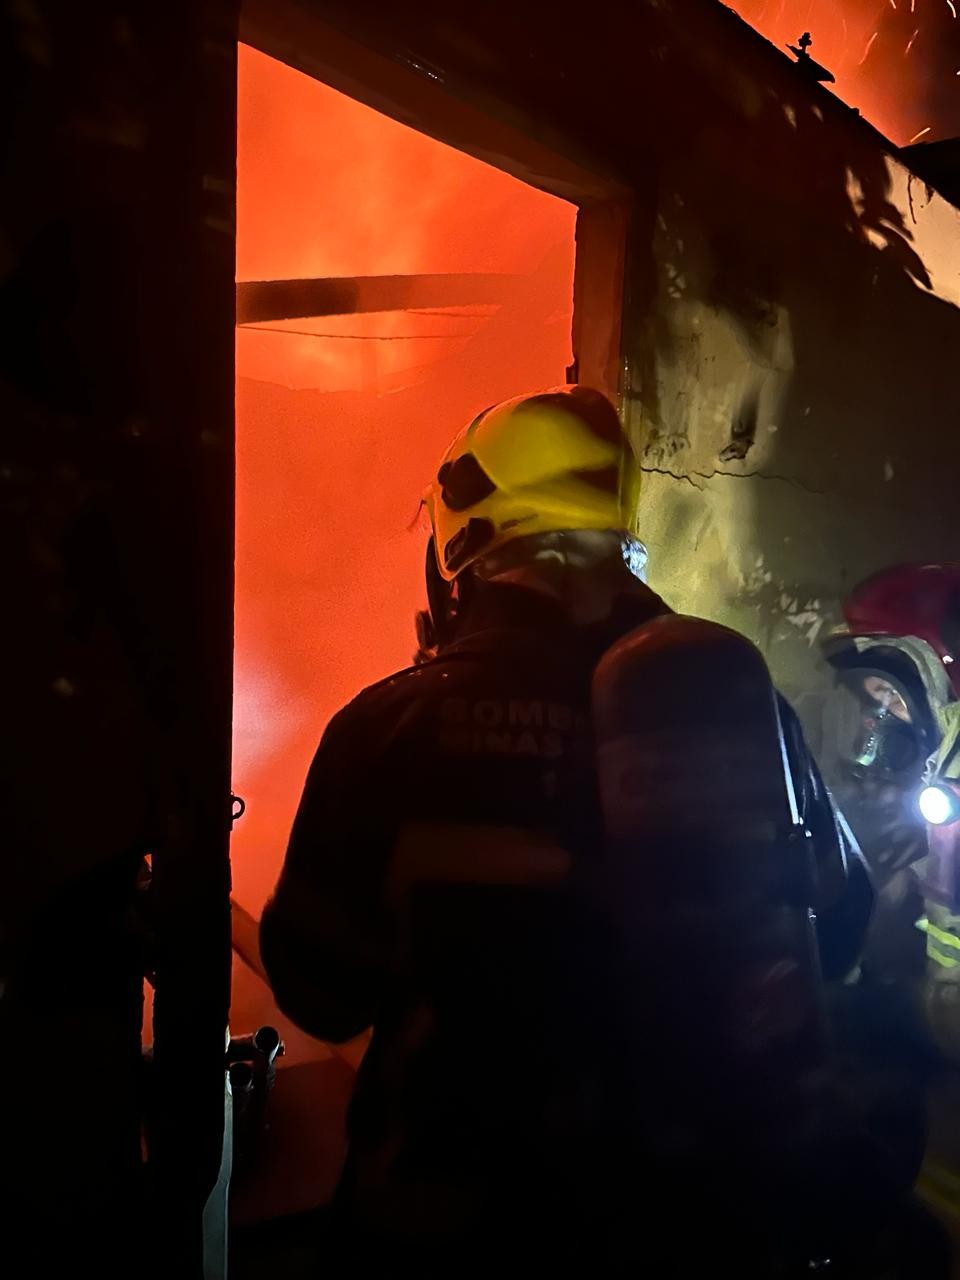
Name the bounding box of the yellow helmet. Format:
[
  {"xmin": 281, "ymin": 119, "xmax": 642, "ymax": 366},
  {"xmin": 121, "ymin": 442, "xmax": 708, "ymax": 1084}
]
[{"xmin": 424, "ymin": 385, "xmax": 640, "ymax": 581}]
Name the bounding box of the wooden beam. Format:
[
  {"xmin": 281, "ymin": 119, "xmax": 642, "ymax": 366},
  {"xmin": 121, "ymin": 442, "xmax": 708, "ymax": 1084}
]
[{"xmin": 236, "ymin": 272, "xmax": 516, "ymax": 323}]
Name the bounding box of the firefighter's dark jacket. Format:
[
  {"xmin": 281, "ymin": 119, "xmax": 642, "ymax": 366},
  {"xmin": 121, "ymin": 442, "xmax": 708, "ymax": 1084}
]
[{"xmin": 261, "ymin": 578, "xmax": 871, "ymax": 1188}]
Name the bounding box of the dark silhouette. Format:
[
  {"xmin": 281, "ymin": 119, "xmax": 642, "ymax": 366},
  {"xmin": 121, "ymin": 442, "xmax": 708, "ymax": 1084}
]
[{"xmin": 787, "ymin": 32, "xmax": 837, "ymax": 85}]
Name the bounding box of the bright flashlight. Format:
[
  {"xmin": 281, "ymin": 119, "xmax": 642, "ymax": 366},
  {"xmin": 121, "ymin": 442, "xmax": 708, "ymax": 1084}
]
[{"xmin": 919, "ymin": 784, "xmax": 959, "ymax": 826}]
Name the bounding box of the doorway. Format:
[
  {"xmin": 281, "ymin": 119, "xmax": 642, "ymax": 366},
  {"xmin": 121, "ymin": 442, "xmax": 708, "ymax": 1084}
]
[{"xmin": 233, "ymin": 43, "xmax": 579, "ymax": 919}]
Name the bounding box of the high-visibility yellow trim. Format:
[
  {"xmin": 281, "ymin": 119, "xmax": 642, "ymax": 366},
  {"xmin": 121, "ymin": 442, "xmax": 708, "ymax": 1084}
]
[
  {"xmin": 919, "ymin": 1160, "xmax": 960, "ymax": 1220},
  {"xmin": 917, "ymin": 918, "xmax": 960, "ymax": 951},
  {"xmin": 935, "ymin": 703, "xmax": 960, "ymax": 781},
  {"xmin": 917, "ymin": 918, "xmax": 960, "ymax": 967},
  {"xmin": 389, "ymin": 822, "xmax": 573, "ymax": 887},
  {"xmin": 928, "ymin": 943, "xmax": 960, "ymax": 970}
]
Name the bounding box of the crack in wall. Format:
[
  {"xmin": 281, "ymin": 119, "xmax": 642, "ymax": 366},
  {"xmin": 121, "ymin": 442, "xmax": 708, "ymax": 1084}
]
[{"xmin": 640, "ymin": 464, "xmax": 828, "ymax": 496}]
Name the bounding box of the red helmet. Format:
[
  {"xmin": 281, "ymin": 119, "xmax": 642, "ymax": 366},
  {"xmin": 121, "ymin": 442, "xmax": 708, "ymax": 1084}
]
[
  {"xmin": 841, "ymin": 563, "xmax": 960, "ymax": 698},
  {"xmin": 820, "ymin": 565, "xmax": 959, "ymax": 788}
]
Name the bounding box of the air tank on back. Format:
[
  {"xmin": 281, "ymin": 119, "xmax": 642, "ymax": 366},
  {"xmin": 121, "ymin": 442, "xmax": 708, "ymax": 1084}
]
[{"xmin": 592, "ymin": 614, "xmax": 826, "ymax": 1145}]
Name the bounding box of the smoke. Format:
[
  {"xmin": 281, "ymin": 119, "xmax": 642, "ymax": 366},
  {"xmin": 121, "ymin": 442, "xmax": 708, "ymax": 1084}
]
[
  {"xmin": 232, "ymin": 44, "xmax": 576, "ymax": 914},
  {"xmin": 724, "ymin": 0, "xmax": 960, "ymax": 144}
]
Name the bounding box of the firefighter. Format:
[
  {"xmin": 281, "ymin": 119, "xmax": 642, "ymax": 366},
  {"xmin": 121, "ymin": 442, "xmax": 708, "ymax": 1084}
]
[
  {"xmin": 261, "ymin": 386, "xmax": 899, "ymax": 1276},
  {"xmin": 920, "ymin": 700, "xmax": 960, "ymax": 1061},
  {"xmin": 818, "ymin": 568, "xmax": 960, "ymax": 1246},
  {"xmin": 819, "ymin": 566, "xmax": 960, "ymax": 986}
]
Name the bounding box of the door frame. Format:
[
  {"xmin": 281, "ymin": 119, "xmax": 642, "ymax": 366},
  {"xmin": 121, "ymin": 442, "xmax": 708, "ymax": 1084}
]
[{"xmin": 239, "ymin": 0, "xmax": 629, "ymax": 401}]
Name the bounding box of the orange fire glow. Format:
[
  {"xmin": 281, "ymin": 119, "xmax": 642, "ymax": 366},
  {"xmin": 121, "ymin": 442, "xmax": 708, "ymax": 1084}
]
[
  {"xmin": 233, "ymin": 45, "xmax": 576, "ymax": 916},
  {"xmin": 724, "ymin": 0, "xmax": 960, "ymax": 144}
]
